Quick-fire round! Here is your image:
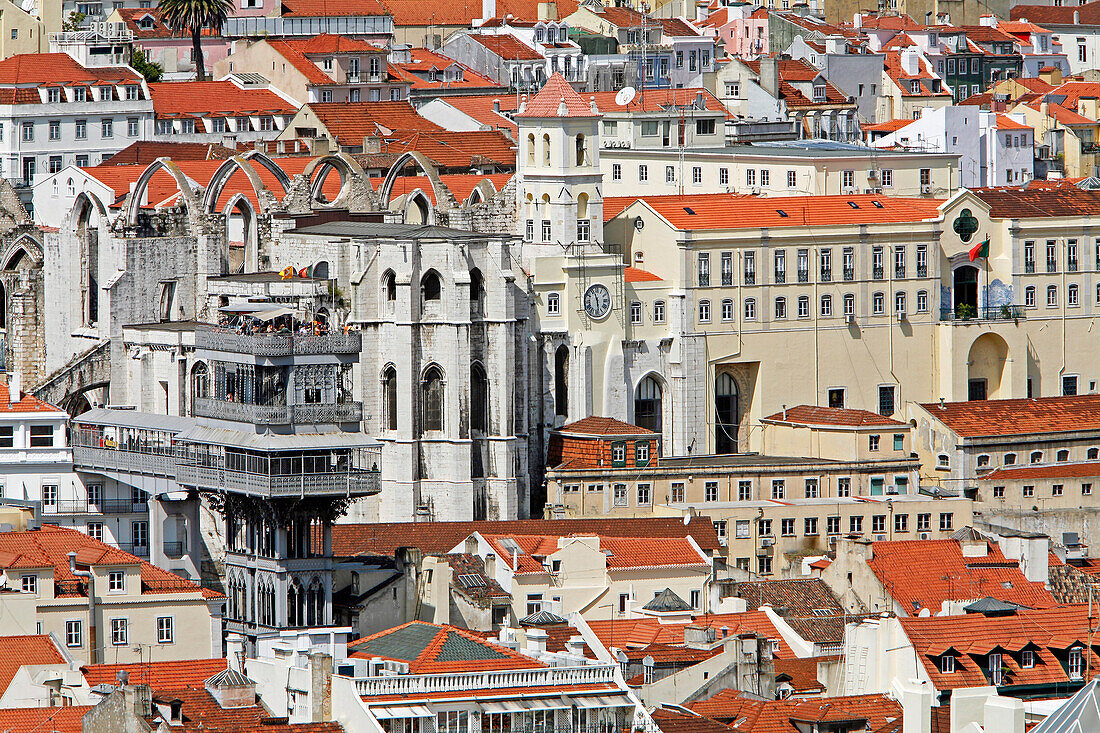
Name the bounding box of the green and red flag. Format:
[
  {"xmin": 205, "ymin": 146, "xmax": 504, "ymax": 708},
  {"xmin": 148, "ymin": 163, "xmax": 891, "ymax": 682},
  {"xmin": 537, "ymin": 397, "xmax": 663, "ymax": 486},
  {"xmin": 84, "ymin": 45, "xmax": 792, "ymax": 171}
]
[{"xmin": 968, "ymin": 237, "xmax": 990, "ymax": 262}]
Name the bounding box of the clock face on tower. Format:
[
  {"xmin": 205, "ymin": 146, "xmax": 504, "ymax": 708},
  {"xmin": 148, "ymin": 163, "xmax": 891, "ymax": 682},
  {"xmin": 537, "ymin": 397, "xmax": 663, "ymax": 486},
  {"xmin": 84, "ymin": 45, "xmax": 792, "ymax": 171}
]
[{"xmin": 583, "ymin": 284, "xmax": 612, "ymax": 320}]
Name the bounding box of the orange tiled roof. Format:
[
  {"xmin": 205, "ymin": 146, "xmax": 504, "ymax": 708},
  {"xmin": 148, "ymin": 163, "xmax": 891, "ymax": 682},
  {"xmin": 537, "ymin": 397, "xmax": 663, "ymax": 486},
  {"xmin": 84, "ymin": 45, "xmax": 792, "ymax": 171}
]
[
  {"xmin": 371, "ymin": 129, "xmax": 516, "ymax": 168},
  {"xmin": 1022, "ymin": 98, "xmax": 1096, "ymax": 125},
  {"xmin": 1011, "ymin": 2, "xmax": 1100, "ymax": 25},
  {"xmin": 286, "ymin": 33, "xmax": 383, "ymax": 53},
  {"xmin": 689, "ymin": 690, "xmax": 902, "ymax": 732},
  {"xmin": 900, "ymin": 604, "xmax": 1097, "ymax": 691},
  {"xmin": 863, "ymin": 118, "xmax": 915, "ymax": 133},
  {"xmin": 0, "ymin": 706, "xmax": 93, "ymax": 733},
  {"xmin": 482, "ymin": 533, "xmax": 709, "ymax": 573},
  {"xmin": 149, "ymin": 81, "xmax": 294, "ymax": 117},
  {"xmin": 518, "ymin": 72, "xmax": 598, "ymax": 118},
  {"xmin": 144, "ymin": 686, "xmax": 342, "ymax": 732},
  {"xmin": 82, "ymin": 658, "xmax": 228, "ymax": 690},
  {"xmin": 650, "ymin": 708, "xmax": 742, "ymax": 733},
  {"xmin": 612, "ymin": 193, "xmax": 944, "ymax": 229},
  {"xmin": 996, "ymin": 114, "xmax": 1032, "ymax": 130},
  {"xmin": 266, "ymin": 39, "xmax": 337, "ymax": 85},
  {"xmin": 0, "ymin": 52, "xmax": 140, "ymax": 85},
  {"xmin": 743, "ymin": 57, "xmax": 851, "ymax": 107},
  {"xmin": 388, "ymin": 49, "xmax": 503, "ymax": 91},
  {"xmin": 332, "ymin": 517, "xmax": 721, "ymax": 557},
  {"xmin": 774, "ymin": 655, "xmax": 835, "ymax": 693},
  {"xmin": 624, "ymin": 266, "xmax": 662, "ymax": 283},
  {"xmin": 919, "ymin": 394, "xmax": 1100, "ymax": 437},
  {"xmin": 586, "ymin": 611, "xmax": 796, "ymax": 656},
  {"xmin": 0, "ymin": 635, "xmax": 64, "ymax": 693},
  {"xmin": 348, "ymin": 621, "xmax": 544, "ymax": 672},
  {"xmin": 307, "ymin": 101, "xmax": 444, "ymax": 140},
  {"xmin": 866, "ymin": 538, "xmax": 1057, "ymax": 613},
  {"xmin": 982, "ymin": 461, "xmax": 1100, "ymax": 481},
  {"xmin": 0, "ymin": 380, "xmax": 64, "ymax": 413},
  {"xmin": 0, "ymin": 525, "xmax": 223, "ymax": 599},
  {"xmin": 763, "ymin": 405, "xmax": 907, "ymax": 428},
  {"xmin": 556, "ymin": 416, "xmax": 657, "ymax": 436},
  {"xmin": 281, "ymin": 0, "xmax": 387, "ymax": 16},
  {"xmin": 380, "ymin": 0, "xmax": 578, "ymax": 26},
  {"xmin": 467, "ymin": 33, "xmax": 544, "ymax": 61}
]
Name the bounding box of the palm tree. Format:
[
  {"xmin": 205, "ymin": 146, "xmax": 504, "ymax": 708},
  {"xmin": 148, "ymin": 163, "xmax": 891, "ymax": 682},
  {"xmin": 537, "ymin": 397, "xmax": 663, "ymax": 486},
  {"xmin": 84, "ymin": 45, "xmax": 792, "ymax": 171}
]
[{"xmin": 158, "ymin": 0, "xmax": 233, "ymax": 81}]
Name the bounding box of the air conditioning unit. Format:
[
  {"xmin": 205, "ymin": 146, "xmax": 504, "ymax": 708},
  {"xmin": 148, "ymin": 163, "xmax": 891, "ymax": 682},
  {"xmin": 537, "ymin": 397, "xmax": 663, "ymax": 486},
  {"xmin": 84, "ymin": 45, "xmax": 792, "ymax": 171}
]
[
  {"xmin": 845, "ymin": 314, "xmax": 856, "ymax": 325},
  {"xmin": 760, "ymin": 537, "xmax": 775, "ymax": 547},
  {"xmin": 896, "ymin": 311, "xmax": 907, "ymax": 322},
  {"xmin": 828, "ymin": 536, "xmax": 838, "ymax": 546},
  {"xmin": 921, "ymin": 184, "xmax": 932, "ymax": 194},
  {"xmin": 886, "ymin": 485, "xmax": 899, "ymax": 495},
  {"xmin": 868, "ymin": 169, "xmax": 880, "ymax": 182},
  {"xmin": 842, "ymin": 187, "xmax": 857, "ymax": 195},
  {"xmin": 866, "ymin": 187, "xmax": 883, "ymax": 194},
  {"xmin": 919, "ymin": 532, "xmax": 931, "ymax": 540},
  {"xmin": 874, "ymin": 534, "xmax": 887, "ymax": 542}
]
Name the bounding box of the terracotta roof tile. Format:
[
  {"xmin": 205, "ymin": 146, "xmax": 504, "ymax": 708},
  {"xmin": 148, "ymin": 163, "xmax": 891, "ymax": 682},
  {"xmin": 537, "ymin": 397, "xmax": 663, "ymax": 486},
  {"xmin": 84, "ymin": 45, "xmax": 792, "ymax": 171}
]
[
  {"xmin": 332, "ymin": 517, "xmax": 722, "ymax": 557},
  {"xmin": 481, "ymin": 533, "xmax": 708, "ymax": 573},
  {"xmin": 981, "ymin": 461, "xmax": 1100, "ymax": 481},
  {"xmin": 518, "ymin": 72, "xmax": 597, "ymax": 118},
  {"xmin": 0, "ymin": 525, "xmax": 223, "ymax": 599},
  {"xmin": 307, "ymin": 101, "xmax": 443, "ymax": 140},
  {"xmin": 380, "ymin": 0, "xmax": 578, "ymax": 26},
  {"xmin": 624, "ymin": 267, "xmax": 662, "ymax": 283},
  {"xmin": 919, "ymin": 394, "xmax": 1100, "ymax": 437},
  {"xmin": 690, "ymin": 690, "xmax": 902, "ymax": 731},
  {"xmin": 0, "ymin": 381, "xmax": 64, "ymax": 413},
  {"xmin": 281, "ymin": 0, "xmax": 387, "ymax": 16},
  {"xmin": 0, "ymin": 705, "xmax": 92, "ymax": 733},
  {"xmin": 467, "ymin": 33, "xmax": 544, "ymax": 61},
  {"xmin": 996, "ymin": 114, "xmax": 1032, "ymax": 130},
  {"xmin": 763, "ymin": 405, "xmax": 907, "ymax": 428},
  {"xmin": 266, "ymin": 40, "xmax": 339, "ymax": 85},
  {"xmin": 729, "ymin": 578, "xmax": 845, "ymax": 616},
  {"xmin": 389, "ymin": 49, "xmax": 503, "ymax": 91},
  {"xmin": 0, "ymin": 635, "xmax": 65, "ymax": 693},
  {"xmin": 651, "ymin": 707, "xmax": 740, "ymax": 733},
  {"xmin": 81, "ymin": 658, "xmax": 228, "ymax": 690},
  {"xmin": 900, "ymin": 604, "xmax": 1097, "ymax": 690},
  {"xmin": 0, "ymin": 53, "xmax": 141, "ymax": 85},
  {"xmin": 555, "ymin": 416, "xmax": 656, "ymax": 436},
  {"xmin": 368, "ymin": 129, "xmax": 516, "ymax": 168},
  {"xmin": 287, "ymin": 33, "xmax": 384, "ymax": 53},
  {"xmin": 587, "ymin": 611, "xmax": 796, "ymax": 657},
  {"xmin": 863, "ymin": 118, "xmax": 915, "ymax": 133},
  {"xmin": 106, "ymin": 141, "xmax": 237, "ymax": 165},
  {"xmin": 774, "ymin": 655, "xmax": 837, "ymax": 693},
  {"xmin": 867, "ymin": 538, "xmax": 1057, "ymax": 613},
  {"xmin": 1011, "ymin": 1, "xmax": 1100, "ymax": 25},
  {"xmin": 144, "ymin": 686, "xmax": 342, "ymax": 732},
  {"xmin": 149, "ymin": 81, "xmax": 295, "ymax": 117},
  {"xmin": 614, "ymin": 193, "xmax": 943, "ymax": 229}
]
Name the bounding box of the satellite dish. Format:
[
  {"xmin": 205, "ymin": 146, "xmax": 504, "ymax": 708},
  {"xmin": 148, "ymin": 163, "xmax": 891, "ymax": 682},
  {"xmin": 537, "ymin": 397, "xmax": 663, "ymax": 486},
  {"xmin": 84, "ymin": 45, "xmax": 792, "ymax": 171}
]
[{"xmin": 615, "ymin": 86, "xmax": 636, "ymax": 106}]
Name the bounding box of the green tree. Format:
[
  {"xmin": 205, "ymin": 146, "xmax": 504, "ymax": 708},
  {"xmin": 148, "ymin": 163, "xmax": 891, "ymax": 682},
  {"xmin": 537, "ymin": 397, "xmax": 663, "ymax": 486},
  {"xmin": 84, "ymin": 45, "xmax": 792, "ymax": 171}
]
[
  {"xmin": 157, "ymin": 0, "xmax": 233, "ymax": 81},
  {"xmin": 61, "ymin": 11, "xmax": 86, "ymax": 31},
  {"xmin": 130, "ymin": 49, "xmax": 164, "ymax": 83}
]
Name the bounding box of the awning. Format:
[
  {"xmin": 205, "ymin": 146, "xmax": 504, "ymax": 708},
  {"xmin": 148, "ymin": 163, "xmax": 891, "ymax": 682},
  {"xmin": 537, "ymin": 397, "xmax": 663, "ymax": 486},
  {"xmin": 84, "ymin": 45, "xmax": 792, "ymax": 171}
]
[
  {"xmin": 571, "ymin": 694, "xmax": 635, "ymax": 709},
  {"xmin": 481, "ymin": 698, "xmax": 570, "ymax": 714},
  {"xmin": 371, "ymin": 704, "xmax": 434, "ymax": 719},
  {"xmin": 218, "ymin": 303, "xmax": 300, "ymax": 321}
]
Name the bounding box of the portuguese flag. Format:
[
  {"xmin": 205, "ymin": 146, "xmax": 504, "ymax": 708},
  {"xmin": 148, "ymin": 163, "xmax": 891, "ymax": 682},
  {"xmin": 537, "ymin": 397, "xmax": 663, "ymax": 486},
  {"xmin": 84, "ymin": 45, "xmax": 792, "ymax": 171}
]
[{"xmin": 968, "ymin": 237, "xmax": 990, "ymax": 262}]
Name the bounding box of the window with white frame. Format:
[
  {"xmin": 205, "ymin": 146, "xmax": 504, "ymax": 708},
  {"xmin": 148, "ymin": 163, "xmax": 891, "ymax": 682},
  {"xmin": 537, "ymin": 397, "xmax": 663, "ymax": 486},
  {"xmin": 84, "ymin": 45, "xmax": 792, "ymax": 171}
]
[
  {"xmin": 653, "ymin": 300, "xmax": 665, "ymax": 323},
  {"xmin": 21, "ymin": 574, "xmax": 36, "ymax": 594},
  {"xmin": 111, "ymin": 618, "xmax": 128, "ymax": 645},
  {"xmin": 546, "ymin": 292, "xmax": 559, "ymax": 315},
  {"xmin": 108, "ymin": 571, "xmax": 124, "ymax": 592},
  {"xmin": 721, "ymin": 299, "xmax": 733, "ymax": 321},
  {"xmin": 157, "ymin": 616, "xmax": 174, "ymax": 643},
  {"xmin": 65, "ymin": 620, "xmax": 82, "ymax": 648},
  {"xmin": 630, "ymin": 301, "xmax": 642, "ymax": 324}
]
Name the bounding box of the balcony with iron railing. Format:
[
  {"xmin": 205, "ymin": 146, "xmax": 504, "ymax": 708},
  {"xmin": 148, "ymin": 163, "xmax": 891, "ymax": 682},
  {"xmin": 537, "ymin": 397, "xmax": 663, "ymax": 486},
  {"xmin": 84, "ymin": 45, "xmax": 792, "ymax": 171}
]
[
  {"xmin": 820, "ymin": 268, "xmax": 831, "ymax": 282},
  {"xmin": 43, "ymin": 499, "xmax": 148, "ymax": 515},
  {"xmin": 195, "ymin": 327, "xmax": 361, "ymax": 357},
  {"xmin": 175, "ymin": 460, "xmax": 380, "ymax": 498},
  {"xmin": 192, "ymin": 398, "xmax": 362, "ymax": 425},
  {"xmin": 873, "ymin": 266, "xmax": 884, "ymax": 280},
  {"xmin": 843, "ymin": 268, "xmax": 854, "ymax": 281},
  {"xmin": 353, "ymin": 664, "xmax": 619, "ymax": 698},
  {"xmin": 72, "ymin": 444, "xmax": 178, "ymax": 477},
  {"xmin": 939, "ymin": 304, "xmax": 1026, "ymax": 322},
  {"xmin": 797, "ymin": 270, "xmax": 809, "ymax": 283}
]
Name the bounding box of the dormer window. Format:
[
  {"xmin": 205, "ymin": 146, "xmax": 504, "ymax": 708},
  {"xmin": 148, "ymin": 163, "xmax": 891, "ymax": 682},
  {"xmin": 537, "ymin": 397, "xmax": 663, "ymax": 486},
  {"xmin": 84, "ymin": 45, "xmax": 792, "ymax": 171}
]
[
  {"xmin": 72, "ymin": 87, "xmax": 86, "ymax": 102},
  {"xmin": 21, "ymin": 574, "xmax": 36, "ymax": 594},
  {"xmin": 536, "ymin": 28, "xmax": 545, "ymax": 43},
  {"xmin": 941, "ymin": 654, "xmax": 955, "ymax": 673},
  {"xmin": 813, "ymin": 83, "xmax": 825, "ymax": 102},
  {"xmin": 322, "ymin": 57, "xmax": 333, "ymax": 72},
  {"xmin": 138, "ymin": 15, "xmax": 155, "ymax": 29},
  {"xmin": 108, "ymin": 570, "xmax": 124, "ymax": 592},
  {"xmin": 47, "ymin": 87, "xmax": 60, "ymax": 104},
  {"xmin": 170, "ymin": 701, "xmax": 182, "ymax": 722},
  {"xmin": 1021, "ymin": 650, "xmax": 1035, "ymax": 669}
]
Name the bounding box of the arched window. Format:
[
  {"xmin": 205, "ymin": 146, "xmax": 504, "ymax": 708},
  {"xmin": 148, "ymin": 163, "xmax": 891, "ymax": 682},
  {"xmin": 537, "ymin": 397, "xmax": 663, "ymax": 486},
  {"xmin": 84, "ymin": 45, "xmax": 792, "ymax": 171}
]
[
  {"xmin": 422, "ymin": 366, "xmax": 444, "ymax": 431},
  {"xmin": 471, "ymin": 362, "xmax": 489, "ymax": 433},
  {"xmin": 287, "ymin": 579, "xmax": 303, "ymax": 627},
  {"xmin": 634, "ymin": 376, "xmax": 663, "ymax": 434},
  {"xmin": 314, "ymin": 260, "xmax": 330, "ymax": 280},
  {"xmin": 470, "ymin": 268, "xmax": 484, "ymax": 305},
  {"xmin": 543, "ymin": 133, "xmax": 551, "ymax": 165},
  {"xmin": 527, "ymin": 133, "xmax": 536, "ymax": 164},
  {"xmin": 382, "ymin": 366, "xmax": 397, "ymax": 430},
  {"xmin": 306, "ymin": 580, "xmax": 324, "ymax": 626},
  {"xmin": 0, "ymin": 281, "xmax": 7, "ymax": 330},
  {"xmin": 1057, "ymin": 449, "xmax": 1070, "ymax": 462},
  {"xmin": 576, "ymin": 134, "xmax": 586, "ymax": 165},
  {"xmin": 1089, "ymin": 448, "xmax": 1099, "ymax": 461},
  {"xmin": 421, "ymin": 270, "xmax": 441, "ymax": 302},
  {"xmin": 191, "ymin": 361, "xmax": 208, "ymax": 413},
  {"xmin": 382, "ymin": 270, "xmax": 396, "ymax": 304},
  {"xmin": 554, "ymin": 345, "xmax": 569, "ymax": 417},
  {"xmin": 715, "ymin": 373, "xmax": 738, "ymax": 454},
  {"xmin": 577, "ymin": 192, "xmax": 588, "ymax": 219}
]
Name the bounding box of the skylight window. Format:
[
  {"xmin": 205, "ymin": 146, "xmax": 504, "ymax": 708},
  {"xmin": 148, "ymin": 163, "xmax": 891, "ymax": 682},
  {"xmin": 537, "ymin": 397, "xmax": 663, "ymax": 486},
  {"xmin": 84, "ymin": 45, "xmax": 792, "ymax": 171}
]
[
  {"xmin": 848, "ymin": 201, "xmax": 860, "ymax": 209},
  {"xmin": 776, "ymin": 209, "xmax": 788, "ymax": 217},
  {"xmin": 872, "ymin": 200, "xmax": 884, "ymax": 208},
  {"xmin": 458, "ymin": 574, "xmax": 485, "ymax": 588},
  {"xmin": 683, "ymin": 206, "xmax": 696, "ymax": 214}
]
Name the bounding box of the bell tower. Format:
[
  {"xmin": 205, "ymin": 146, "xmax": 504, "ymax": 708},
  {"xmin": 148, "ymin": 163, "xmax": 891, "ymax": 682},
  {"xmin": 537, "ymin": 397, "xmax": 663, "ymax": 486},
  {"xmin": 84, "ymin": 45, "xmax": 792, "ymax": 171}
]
[{"xmin": 515, "ymin": 73, "xmax": 604, "ymax": 256}]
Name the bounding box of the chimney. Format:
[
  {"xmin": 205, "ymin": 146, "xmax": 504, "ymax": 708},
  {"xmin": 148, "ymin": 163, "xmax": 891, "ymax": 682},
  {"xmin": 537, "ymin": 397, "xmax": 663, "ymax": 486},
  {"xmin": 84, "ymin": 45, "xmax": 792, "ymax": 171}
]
[
  {"xmin": 309, "ymin": 652, "xmax": 333, "ymax": 723},
  {"xmin": 221, "ymin": 133, "xmax": 237, "ymax": 151},
  {"xmin": 901, "ymin": 48, "xmax": 920, "ymax": 76},
  {"xmin": 853, "ymin": 12, "xmax": 862, "ymax": 29},
  {"xmin": 565, "ymin": 636, "xmax": 586, "ymax": 657},
  {"xmin": 492, "ymin": 98, "xmax": 501, "ymax": 113},
  {"xmin": 695, "ymin": 92, "xmax": 704, "ymax": 109},
  {"xmin": 483, "ymin": 552, "xmax": 496, "ymax": 579},
  {"xmin": 482, "ymin": 0, "xmax": 496, "ymax": 21},
  {"xmin": 759, "ymin": 55, "xmax": 779, "ymax": 98},
  {"xmin": 226, "ymin": 633, "xmax": 245, "ymax": 671},
  {"xmin": 925, "ymin": 11, "xmax": 931, "ymax": 23},
  {"xmin": 7, "ymin": 372, "xmax": 20, "ymax": 402},
  {"xmin": 1075, "ymin": 9, "xmax": 1080, "ymax": 23},
  {"xmin": 362, "ymin": 136, "xmax": 382, "ymax": 154},
  {"xmin": 525, "ymin": 627, "xmax": 549, "ymax": 655},
  {"xmin": 538, "ymin": 0, "xmax": 557, "ymax": 19}
]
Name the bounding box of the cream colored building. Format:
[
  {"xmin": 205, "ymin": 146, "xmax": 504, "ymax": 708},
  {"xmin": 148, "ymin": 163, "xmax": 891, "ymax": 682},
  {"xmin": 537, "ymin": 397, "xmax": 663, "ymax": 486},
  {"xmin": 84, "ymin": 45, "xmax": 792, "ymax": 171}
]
[
  {"xmin": 599, "ymin": 143, "xmax": 958, "ymax": 198},
  {"xmin": 0, "ymin": 525, "xmax": 223, "ymax": 665},
  {"xmin": 458, "ymin": 531, "xmax": 713, "ymax": 621}
]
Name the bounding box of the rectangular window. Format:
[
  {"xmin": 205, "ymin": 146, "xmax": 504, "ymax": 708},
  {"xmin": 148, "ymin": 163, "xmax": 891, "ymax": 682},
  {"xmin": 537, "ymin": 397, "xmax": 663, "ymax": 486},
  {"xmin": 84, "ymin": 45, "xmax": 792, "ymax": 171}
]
[
  {"xmin": 827, "ymin": 516, "xmax": 840, "ymax": 535},
  {"xmin": 108, "ymin": 571, "xmax": 124, "ymax": 592},
  {"xmin": 1024, "ymin": 485, "xmax": 1035, "ymax": 497},
  {"xmin": 1069, "ymin": 648, "xmax": 1084, "ymax": 679},
  {"xmin": 771, "ymin": 480, "xmax": 785, "ymax": 499},
  {"xmin": 734, "ymin": 520, "xmax": 749, "ymax": 539},
  {"xmin": 850, "ymin": 515, "xmax": 863, "ymax": 533},
  {"xmin": 75, "ymin": 119, "xmax": 86, "ymax": 139},
  {"xmin": 102, "ymin": 118, "xmax": 113, "ymax": 138},
  {"xmin": 705, "ymin": 481, "xmax": 718, "ymax": 502},
  {"xmin": 805, "ymin": 517, "xmax": 818, "ymax": 535},
  {"xmin": 837, "ymin": 478, "xmax": 851, "ymax": 497},
  {"xmin": 805, "ymin": 479, "xmax": 819, "ymax": 498},
  {"xmin": 30, "ymin": 425, "xmax": 54, "ymax": 447},
  {"xmin": 920, "ymin": 168, "xmax": 930, "ymax": 186},
  {"xmin": 843, "ymin": 248, "xmax": 854, "ymax": 280},
  {"xmin": 635, "ymin": 441, "xmax": 650, "ymax": 466},
  {"xmin": 526, "ymin": 594, "xmax": 543, "ymax": 615},
  {"xmin": 128, "ymin": 117, "xmax": 140, "ymax": 137},
  {"xmin": 895, "ymin": 514, "xmax": 909, "ymax": 532},
  {"xmin": 879, "ymin": 386, "xmax": 895, "ymax": 417},
  {"xmin": 719, "ymin": 168, "xmax": 728, "ymax": 186},
  {"xmin": 787, "ymin": 170, "xmax": 797, "ymax": 188},
  {"xmin": 638, "ymin": 165, "xmax": 648, "ymax": 182},
  {"xmin": 1048, "ymin": 241, "xmax": 1058, "ymax": 272},
  {"xmin": 612, "ymin": 163, "xmax": 621, "ymax": 181},
  {"xmin": 746, "ymin": 169, "xmax": 756, "ymax": 186},
  {"xmin": 743, "ymin": 252, "xmax": 755, "ymax": 284},
  {"xmin": 738, "ymin": 480, "xmax": 751, "ymax": 501},
  {"xmin": 653, "ymin": 301, "xmax": 665, "ymax": 323},
  {"xmin": 721, "ymin": 252, "xmax": 733, "ymax": 286},
  {"xmin": 48, "ymin": 120, "xmax": 60, "ymax": 140},
  {"xmin": 629, "ymin": 301, "xmax": 642, "ymax": 325},
  {"xmin": 87, "ymin": 522, "xmax": 103, "ymax": 541},
  {"xmin": 42, "ymin": 485, "xmax": 57, "ymax": 507},
  {"xmin": 939, "ymin": 513, "xmax": 953, "ymax": 531},
  {"xmin": 692, "ymin": 167, "xmax": 702, "ymax": 185},
  {"xmin": 869, "ymin": 435, "xmax": 880, "ymax": 451},
  {"xmin": 21, "ymin": 122, "xmax": 33, "ymax": 142},
  {"xmin": 1084, "ymin": 483, "xmax": 1093, "ymax": 496},
  {"xmin": 157, "ymin": 616, "xmax": 173, "ymax": 643},
  {"xmin": 759, "ymin": 519, "xmax": 772, "ymax": 536},
  {"xmin": 21, "ymin": 574, "xmax": 36, "ymax": 594},
  {"xmin": 111, "ymin": 618, "xmax": 128, "ymax": 645},
  {"xmin": 48, "ymin": 156, "xmax": 62, "ymax": 174},
  {"xmin": 698, "ymin": 299, "xmax": 710, "ymax": 322},
  {"xmin": 781, "ymin": 518, "xmax": 795, "ymax": 536},
  {"xmin": 65, "ymin": 620, "xmax": 82, "ymax": 648},
  {"xmin": 611, "ymin": 442, "xmax": 626, "ymax": 466},
  {"xmin": 613, "ymin": 484, "xmax": 628, "ymax": 506},
  {"xmin": 760, "ymin": 169, "xmax": 770, "ymax": 187},
  {"xmin": 636, "ymin": 484, "xmax": 651, "ymax": 505},
  {"xmin": 671, "ymin": 482, "xmax": 685, "ymax": 503},
  {"xmin": 893, "ymin": 434, "xmax": 905, "ymax": 451}
]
